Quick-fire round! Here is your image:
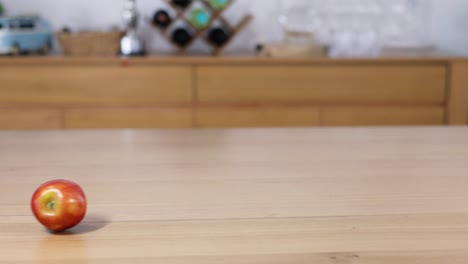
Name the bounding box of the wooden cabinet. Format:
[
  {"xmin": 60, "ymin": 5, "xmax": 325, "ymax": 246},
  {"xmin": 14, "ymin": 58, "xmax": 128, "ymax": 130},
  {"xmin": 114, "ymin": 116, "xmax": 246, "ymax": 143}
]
[
  {"xmin": 448, "ymin": 61, "xmax": 468, "ymax": 125},
  {"xmin": 64, "ymin": 107, "xmax": 192, "ymax": 129},
  {"xmin": 0, "ymin": 66, "xmax": 192, "ymax": 105},
  {"xmin": 195, "ymin": 106, "xmax": 320, "ymax": 128},
  {"xmin": 0, "ymin": 57, "xmax": 466, "ymax": 129},
  {"xmin": 0, "ymin": 108, "xmax": 62, "ymax": 130},
  {"xmin": 321, "ymin": 107, "xmax": 445, "ymax": 126},
  {"xmin": 197, "ymin": 65, "xmax": 446, "ymax": 104}
]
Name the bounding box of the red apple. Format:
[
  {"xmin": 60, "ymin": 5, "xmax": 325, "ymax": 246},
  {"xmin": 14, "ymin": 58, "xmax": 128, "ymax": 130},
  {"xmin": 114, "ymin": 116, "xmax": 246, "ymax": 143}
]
[{"xmin": 31, "ymin": 179, "xmax": 87, "ymax": 232}]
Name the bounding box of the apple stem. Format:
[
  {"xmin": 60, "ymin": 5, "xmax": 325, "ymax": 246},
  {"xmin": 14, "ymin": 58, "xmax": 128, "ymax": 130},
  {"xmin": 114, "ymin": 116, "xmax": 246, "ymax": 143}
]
[{"xmin": 47, "ymin": 201, "xmax": 55, "ymax": 210}]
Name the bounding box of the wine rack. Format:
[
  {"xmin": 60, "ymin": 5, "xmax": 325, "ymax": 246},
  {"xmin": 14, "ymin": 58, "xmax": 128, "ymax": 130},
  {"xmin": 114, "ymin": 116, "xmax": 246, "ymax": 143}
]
[{"xmin": 151, "ymin": 0, "xmax": 252, "ymax": 55}]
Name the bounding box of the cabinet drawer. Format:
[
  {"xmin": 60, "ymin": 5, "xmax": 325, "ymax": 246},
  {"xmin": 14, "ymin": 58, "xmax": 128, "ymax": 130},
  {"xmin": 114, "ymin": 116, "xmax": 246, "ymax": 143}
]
[
  {"xmin": 198, "ymin": 66, "xmax": 446, "ymax": 104},
  {"xmin": 322, "ymin": 107, "xmax": 445, "ymax": 126},
  {"xmin": 65, "ymin": 107, "xmax": 192, "ymax": 129},
  {"xmin": 195, "ymin": 106, "xmax": 319, "ymax": 128},
  {"xmin": 0, "ymin": 66, "xmax": 192, "ymax": 106},
  {"xmin": 0, "ymin": 108, "xmax": 62, "ymax": 130},
  {"xmin": 448, "ymin": 62, "xmax": 468, "ymax": 125}
]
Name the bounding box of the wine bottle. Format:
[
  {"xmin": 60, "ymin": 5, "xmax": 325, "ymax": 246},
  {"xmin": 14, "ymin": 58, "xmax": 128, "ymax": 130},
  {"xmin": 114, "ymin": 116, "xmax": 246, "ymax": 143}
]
[
  {"xmin": 207, "ymin": 27, "xmax": 230, "ymax": 47},
  {"xmin": 171, "ymin": 27, "xmax": 193, "ymax": 48},
  {"xmin": 152, "ymin": 10, "xmax": 172, "ymax": 29},
  {"xmin": 208, "ymin": 0, "xmax": 229, "ymax": 10},
  {"xmin": 189, "ymin": 8, "xmax": 211, "ymax": 29},
  {"xmin": 172, "ymin": 0, "xmax": 192, "ymax": 9}
]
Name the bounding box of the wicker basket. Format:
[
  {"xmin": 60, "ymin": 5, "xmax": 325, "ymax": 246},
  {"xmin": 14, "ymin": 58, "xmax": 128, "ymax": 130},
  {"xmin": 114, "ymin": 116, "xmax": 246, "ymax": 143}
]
[{"xmin": 57, "ymin": 31, "xmax": 125, "ymax": 57}]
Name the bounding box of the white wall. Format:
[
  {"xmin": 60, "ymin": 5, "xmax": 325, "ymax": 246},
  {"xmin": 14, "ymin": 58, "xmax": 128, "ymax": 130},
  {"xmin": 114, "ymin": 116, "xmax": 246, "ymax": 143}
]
[
  {"xmin": 1, "ymin": 0, "xmax": 467, "ymax": 55},
  {"xmin": 431, "ymin": 0, "xmax": 468, "ymax": 55}
]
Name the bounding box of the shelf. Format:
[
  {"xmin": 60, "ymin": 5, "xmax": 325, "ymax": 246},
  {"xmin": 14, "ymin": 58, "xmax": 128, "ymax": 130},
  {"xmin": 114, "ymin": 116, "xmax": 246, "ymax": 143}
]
[
  {"xmin": 151, "ymin": 0, "xmax": 252, "ymax": 55},
  {"xmin": 165, "ymin": 0, "xmax": 196, "ymax": 17},
  {"xmin": 0, "ymin": 55, "xmax": 457, "ymax": 68},
  {"xmin": 210, "ymin": 15, "xmax": 253, "ymax": 55}
]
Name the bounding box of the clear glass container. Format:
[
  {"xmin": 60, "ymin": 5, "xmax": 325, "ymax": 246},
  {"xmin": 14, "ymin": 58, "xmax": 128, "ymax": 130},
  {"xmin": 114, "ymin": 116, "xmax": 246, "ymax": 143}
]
[
  {"xmin": 278, "ymin": 0, "xmax": 432, "ymax": 57},
  {"xmin": 325, "ymin": 0, "xmax": 383, "ymax": 57},
  {"xmin": 278, "ymin": 0, "xmax": 321, "ymax": 45}
]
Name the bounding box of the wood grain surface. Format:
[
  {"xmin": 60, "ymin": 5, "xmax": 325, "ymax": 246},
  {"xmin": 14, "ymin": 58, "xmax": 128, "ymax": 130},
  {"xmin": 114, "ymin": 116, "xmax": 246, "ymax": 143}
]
[
  {"xmin": 64, "ymin": 107, "xmax": 193, "ymax": 129},
  {"xmin": 0, "ymin": 66, "xmax": 192, "ymax": 106},
  {"xmin": 447, "ymin": 62, "xmax": 468, "ymax": 125},
  {"xmin": 0, "ymin": 56, "xmax": 460, "ymax": 67},
  {"xmin": 321, "ymin": 106, "xmax": 445, "ymax": 126},
  {"xmin": 195, "ymin": 106, "xmax": 320, "ymax": 128},
  {"xmin": 1, "ymin": 127, "xmax": 468, "ymax": 263},
  {"xmin": 0, "ymin": 108, "xmax": 62, "ymax": 130},
  {"xmin": 197, "ymin": 66, "xmax": 447, "ymax": 104},
  {"xmin": 1, "ymin": 56, "xmax": 466, "ymax": 129}
]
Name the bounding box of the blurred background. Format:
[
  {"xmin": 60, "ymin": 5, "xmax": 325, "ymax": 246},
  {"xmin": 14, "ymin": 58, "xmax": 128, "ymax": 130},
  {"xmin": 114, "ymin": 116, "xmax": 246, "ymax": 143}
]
[
  {"xmin": 0, "ymin": 0, "xmax": 467, "ymax": 130},
  {"xmin": 1, "ymin": 0, "xmax": 467, "ymax": 55}
]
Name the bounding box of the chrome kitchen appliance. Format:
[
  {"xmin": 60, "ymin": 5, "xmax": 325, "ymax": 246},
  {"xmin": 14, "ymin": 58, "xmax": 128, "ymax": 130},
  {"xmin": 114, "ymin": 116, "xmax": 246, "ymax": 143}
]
[{"xmin": 120, "ymin": 0, "xmax": 145, "ymax": 56}]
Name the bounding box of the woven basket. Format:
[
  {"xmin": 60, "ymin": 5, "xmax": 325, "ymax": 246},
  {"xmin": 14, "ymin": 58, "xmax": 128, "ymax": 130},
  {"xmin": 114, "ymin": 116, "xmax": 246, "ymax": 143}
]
[{"xmin": 57, "ymin": 31, "xmax": 125, "ymax": 57}]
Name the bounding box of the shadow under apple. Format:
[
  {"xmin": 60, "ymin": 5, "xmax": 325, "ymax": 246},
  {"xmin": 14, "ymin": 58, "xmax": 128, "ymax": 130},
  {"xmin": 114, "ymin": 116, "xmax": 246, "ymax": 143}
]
[{"xmin": 46, "ymin": 214, "xmax": 110, "ymax": 235}]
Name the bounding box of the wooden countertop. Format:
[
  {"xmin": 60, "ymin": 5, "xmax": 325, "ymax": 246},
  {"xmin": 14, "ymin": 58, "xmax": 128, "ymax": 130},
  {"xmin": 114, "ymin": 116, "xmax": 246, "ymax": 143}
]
[
  {"xmin": 1, "ymin": 127, "xmax": 468, "ymax": 263},
  {"xmin": 0, "ymin": 55, "xmax": 467, "ymax": 66}
]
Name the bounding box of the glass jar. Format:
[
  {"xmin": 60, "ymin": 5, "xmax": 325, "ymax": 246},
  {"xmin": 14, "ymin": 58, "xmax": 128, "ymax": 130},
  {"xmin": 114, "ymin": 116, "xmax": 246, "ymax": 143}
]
[
  {"xmin": 277, "ymin": 0, "xmax": 432, "ymax": 57},
  {"xmin": 325, "ymin": 0, "xmax": 383, "ymax": 57},
  {"xmin": 278, "ymin": 0, "xmax": 321, "ymax": 45}
]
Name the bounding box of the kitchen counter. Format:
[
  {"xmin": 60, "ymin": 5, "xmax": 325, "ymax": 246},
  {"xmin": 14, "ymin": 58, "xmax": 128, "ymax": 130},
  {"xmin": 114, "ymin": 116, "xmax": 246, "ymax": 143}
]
[
  {"xmin": 1, "ymin": 127, "xmax": 468, "ymax": 262},
  {"xmin": 0, "ymin": 55, "xmax": 467, "ymax": 66},
  {"xmin": 0, "ymin": 56, "xmax": 467, "ymax": 129}
]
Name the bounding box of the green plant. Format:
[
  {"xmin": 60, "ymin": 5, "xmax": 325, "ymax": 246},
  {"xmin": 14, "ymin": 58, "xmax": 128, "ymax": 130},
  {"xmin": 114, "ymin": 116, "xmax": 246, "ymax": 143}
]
[{"xmin": 0, "ymin": 2, "xmax": 4, "ymax": 16}]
